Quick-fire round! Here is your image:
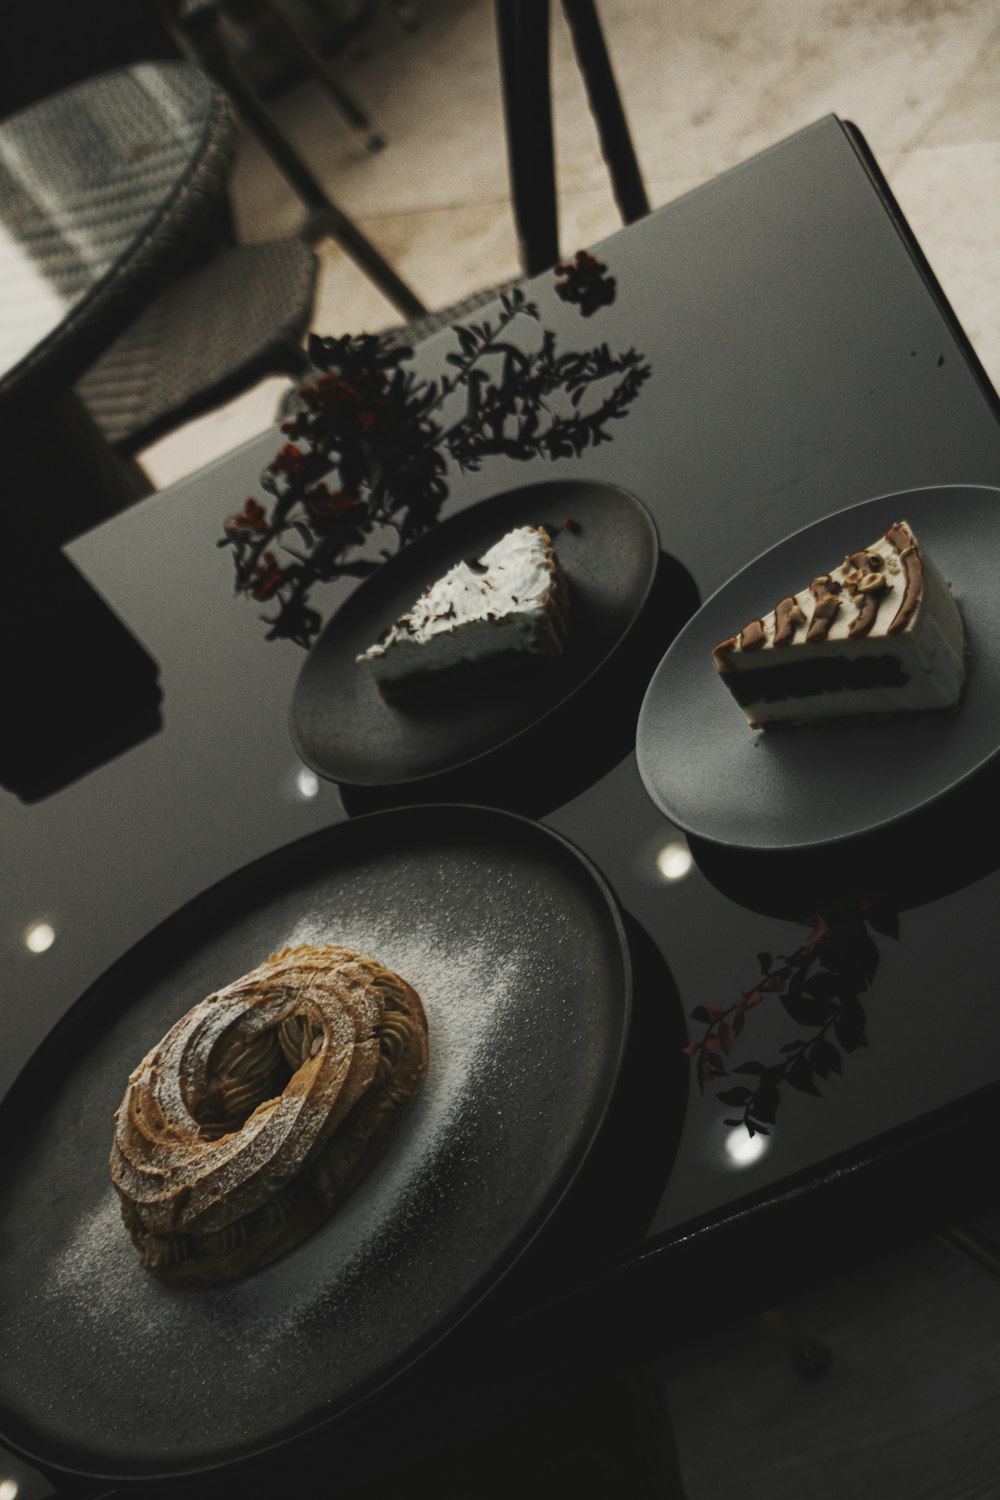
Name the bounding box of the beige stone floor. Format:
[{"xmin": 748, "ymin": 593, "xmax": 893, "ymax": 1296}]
[{"xmin": 141, "ymin": 0, "xmax": 1000, "ymax": 488}]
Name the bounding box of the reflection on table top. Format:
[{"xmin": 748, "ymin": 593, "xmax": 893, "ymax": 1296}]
[
  {"xmin": 0, "ymin": 62, "xmax": 221, "ymax": 389},
  {"xmin": 4, "ymin": 112, "xmax": 1000, "ymax": 1381}
]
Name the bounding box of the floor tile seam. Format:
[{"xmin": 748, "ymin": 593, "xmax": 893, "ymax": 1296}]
[
  {"xmin": 326, "ymin": 176, "xmax": 706, "ymax": 233},
  {"xmin": 889, "ymin": 135, "xmax": 1000, "ymax": 191},
  {"xmin": 894, "ymin": 17, "xmax": 1000, "ymax": 161}
]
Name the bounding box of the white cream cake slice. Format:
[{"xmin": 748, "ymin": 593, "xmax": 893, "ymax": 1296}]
[
  {"xmin": 712, "ymin": 520, "xmax": 967, "ymax": 728},
  {"xmin": 357, "ymin": 525, "xmax": 569, "ymax": 696}
]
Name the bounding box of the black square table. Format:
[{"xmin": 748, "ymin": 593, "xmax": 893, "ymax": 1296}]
[{"xmin": 4, "ymin": 115, "xmax": 1000, "ymax": 1490}]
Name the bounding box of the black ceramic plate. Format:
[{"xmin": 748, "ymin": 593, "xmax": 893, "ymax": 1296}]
[
  {"xmin": 0, "ymin": 807, "xmax": 630, "ymax": 1481},
  {"xmin": 290, "ymin": 480, "xmax": 659, "ymax": 785},
  {"xmin": 636, "ymin": 486, "xmax": 1000, "ymax": 852}
]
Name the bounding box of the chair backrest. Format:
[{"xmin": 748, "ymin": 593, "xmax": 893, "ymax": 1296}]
[{"xmin": 0, "ymin": 60, "xmax": 236, "ymax": 401}]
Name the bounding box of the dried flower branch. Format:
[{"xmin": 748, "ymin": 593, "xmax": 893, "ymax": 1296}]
[
  {"xmin": 219, "ymin": 270, "xmax": 649, "ymax": 646},
  {"xmin": 684, "ymin": 893, "xmax": 900, "ymax": 1136}
]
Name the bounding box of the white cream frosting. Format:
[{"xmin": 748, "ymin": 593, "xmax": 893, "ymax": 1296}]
[{"xmin": 357, "ymin": 526, "xmax": 565, "ymax": 683}]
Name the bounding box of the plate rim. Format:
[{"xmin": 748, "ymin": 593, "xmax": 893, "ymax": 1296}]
[
  {"xmin": 0, "ymin": 803, "xmax": 633, "ymax": 1482},
  {"xmin": 289, "ymin": 478, "xmax": 660, "ymax": 787},
  {"xmin": 636, "ymin": 482, "xmax": 1000, "ymax": 853}
]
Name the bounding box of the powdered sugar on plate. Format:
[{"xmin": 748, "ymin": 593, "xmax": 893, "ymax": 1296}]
[{"xmin": 0, "ymin": 817, "xmax": 625, "ymax": 1471}]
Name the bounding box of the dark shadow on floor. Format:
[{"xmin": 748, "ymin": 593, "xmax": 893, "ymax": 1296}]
[{"xmin": 1, "ymin": 549, "xmax": 161, "ymax": 802}]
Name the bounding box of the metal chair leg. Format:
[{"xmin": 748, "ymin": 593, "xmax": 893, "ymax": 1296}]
[
  {"xmin": 561, "ymin": 0, "xmax": 649, "ymax": 224},
  {"xmin": 169, "ymin": 0, "xmax": 426, "ymax": 319},
  {"xmin": 495, "ymin": 0, "xmax": 560, "ymax": 277}
]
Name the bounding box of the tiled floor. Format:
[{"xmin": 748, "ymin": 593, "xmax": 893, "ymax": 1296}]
[
  {"xmin": 663, "ymin": 1212, "xmax": 1000, "ymax": 1500},
  {"xmin": 142, "ymin": 0, "xmax": 1000, "ymax": 488}
]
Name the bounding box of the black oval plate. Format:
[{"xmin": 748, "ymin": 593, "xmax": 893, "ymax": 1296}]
[
  {"xmin": 0, "ymin": 807, "xmax": 630, "ymax": 1481},
  {"xmin": 290, "ymin": 480, "xmax": 659, "ymax": 786},
  {"xmin": 636, "ymin": 486, "xmax": 1000, "ymax": 852}
]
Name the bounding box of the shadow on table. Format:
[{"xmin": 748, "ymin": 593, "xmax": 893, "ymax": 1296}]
[
  {"xmin": 1, "ymin": 550, "xmax": 162, "ymax": 802},
  {"xmin": 55, "ymin": 921, "xmax": 687, "ymax": 1500},
  {"xmin": 493, "ymin": 907, "xmax": 689, "ymax": 1296},
  {"xmin": 340, "ymin": 549, "xmax": 699, "ymax": 822},
  {"xmin": 688, "ymin": 743, "xmax": 1000, "ymax": 925},
  {"xmin": 361, "ymin": 909, "xmax": 689, "ymax": 1482}
]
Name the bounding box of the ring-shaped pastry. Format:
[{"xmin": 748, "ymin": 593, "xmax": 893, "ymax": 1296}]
[{"xmin": 109, "ymin": 944, "xmax": 428, "ymax": 1288}]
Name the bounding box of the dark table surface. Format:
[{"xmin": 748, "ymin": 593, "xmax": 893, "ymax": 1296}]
[
  {"xmin": 5, "ymin": 113, "xmax": 1000, "ymax": 1489},
  {"xmin": 0, "ymin": 60, "xmax": 231, "ymax": 397}
]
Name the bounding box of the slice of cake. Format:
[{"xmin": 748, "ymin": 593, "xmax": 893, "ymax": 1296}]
[
  {"xmin": 712, "ymin": 520, "xmax": 967, "ymax": 728},
  {"xmin": 357, "ymin": 525, "xmax": 569, "ymax": 696}
]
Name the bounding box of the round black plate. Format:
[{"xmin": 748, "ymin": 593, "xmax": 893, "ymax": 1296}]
[
  {"xmin": 290, "ymin": 480, "xmax": 659, "ymax": 785},
  {"xmin": 0, "ymin": 807, "xmax": 630, "ymax": 1481},
  {"xmin": 636, "ymin": 486, "xmax": 1000, "ymax": 851}
]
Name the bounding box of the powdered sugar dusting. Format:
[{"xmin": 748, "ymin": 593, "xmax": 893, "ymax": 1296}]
[{"xmin": 1, "ymin": 830, "xmax": 620, "ymax": 1469}]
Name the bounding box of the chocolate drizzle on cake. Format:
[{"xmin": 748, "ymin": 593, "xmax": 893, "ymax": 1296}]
[
  {"xmin": 805, "ymin": 576, "xmax": 842, "ymax": 643},
  {"xmin": 773, "ymin": 597, "xmax": 806, "ymax": 647},
  {"xmin": 739, "ymin": 619, "xmax": 766, "ymax": 652},
  {"xmin": 710, "ymin": 517, "xmax": 966, "ymax": 728},
  {"xmin": 886, "ymin": 523, "xmax": 924, "ymax": 635},
  {"xmin": 847, "ymin": 593, "xmax": 879, "ymax": 638}
]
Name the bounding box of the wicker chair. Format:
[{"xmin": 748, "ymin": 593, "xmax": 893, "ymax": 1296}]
[{"xmin": 77, "ymin": 235, "xmax": 318, "ymax": 454}]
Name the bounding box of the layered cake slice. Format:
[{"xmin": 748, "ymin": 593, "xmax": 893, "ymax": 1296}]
[
  {"xmin": 712, "ymin": 520, "xmax": 967, "ymax": 728},
  {"xmin": 357, "ymin": 525, "xmax": 569, "ymax": 696}
]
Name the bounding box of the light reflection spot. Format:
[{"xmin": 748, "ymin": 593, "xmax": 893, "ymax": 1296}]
[
  {"xmin": 0, "ymin": 1478, "xmax": 20, "ymax": 1500},
  {"xmin": 24, "ymin": 921, "xmax": 55, "ymax": 954},
  {"xmin": 724, "ymin": 1125, "xmax": 769, "ymax": 1168},
  {"xmin": 656, "ymin": 841, "xmax": 693, "ymax": 882},
  {"xmin": 295, "ymin": 768, "xmax": 320, "ymax": 799}
]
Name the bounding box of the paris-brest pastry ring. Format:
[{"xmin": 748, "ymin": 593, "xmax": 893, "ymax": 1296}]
[{"xmin": 109, "ymin": 944, "xmax": 428, "ymax": 1288}]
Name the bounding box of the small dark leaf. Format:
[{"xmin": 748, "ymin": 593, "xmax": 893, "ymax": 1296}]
[
  {"xmin": 829, "ymin": 925, "xmax": 880, "ymax": 986},
  {"xmin": 802, "ymin": 970, "xmax": 843, "ymax": 1000},
  {"xmin": 786, "ymin": 1054, "xmax": 821, "ymax": 1096},
  {"xmin": 716, "ymin": 1087, "xmax": 752, "ymax": 1106},
  {"xmin": 779, "ymin": 1041, "xmax": 804, "ymax": 1054},
  {"xmin": 757, "ymin": 952, "xmax": 772, "ymax": 972},
  {"xmin": 865, "ymin": 905, "xmax": 900, "ymax": 939},
  {"xmin": 781, "ymin": 993, "xmax": 837, "ymax": 1026},
  {"xmin": 835, "ymin": 997, "xmax": 868, "ymax": 1052},
  {"xmin": 733, "ymin": 1061, "xmax": 771, "ymax": 1076},
  {"xmin": 723, "ymin": 1118, "xmax": 745, "ymax": 1128},
  {"xmin": 454, "ymin": 325, "xmax": 478, "ymax": 357},
  {"xmin": 753, "ymin": 1083, "xmax": 780, "ymax": 1124},
  {"xmin": 785, "ymin": 966, "xmax": 807, "ymax": 1001},
  {"xmin": 810, "ymin": 1039, "xmax": 842, "ymax": 1080},
  {"xmin": 690, "ymin": 1006, "xmax": 713, "ymax": 1023}
]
